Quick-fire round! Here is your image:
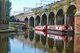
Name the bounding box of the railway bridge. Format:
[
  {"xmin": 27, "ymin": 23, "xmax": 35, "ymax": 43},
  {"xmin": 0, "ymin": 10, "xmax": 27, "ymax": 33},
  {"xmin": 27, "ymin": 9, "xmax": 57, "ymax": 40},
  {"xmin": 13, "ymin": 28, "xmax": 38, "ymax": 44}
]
[
  {"xmin": 14, "ymin": 0, "xmax": 80, "ymax": 52},
  {"xmin": 15, "ymin": 0, "xmax": 77, "ymax": 29}
]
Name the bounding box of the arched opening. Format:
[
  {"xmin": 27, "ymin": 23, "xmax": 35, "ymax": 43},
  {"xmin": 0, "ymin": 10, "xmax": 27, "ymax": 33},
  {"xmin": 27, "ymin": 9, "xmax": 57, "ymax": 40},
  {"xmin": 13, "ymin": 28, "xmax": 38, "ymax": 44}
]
[
  {"xmin": 22, "ymin": 17, "xmax": 28, "ymax": 30},
  {"xmin": 24, "ymin": 17, "xmax": 28, "ymax": 23},
  {"xmin": 66, "ymin": 5, "xmax": 76, "ymax": 27},
  {"xmin": 48, "ymin": 12, "xmax": 55, "ymax": 25},
  {"xmin": 35, "ymin": 15, "xmax": 40, "ymax": 26},
  {"xmin": 29, "ymin": 16, "xmax": 34, "ymax": 28},
  {"xmin": 65, "ymin": 5, "xmax": 76, "ymax": 53},
  {"xmin": 56, "ymin": 9, "xmax": 64, "ymax": 25},
  {"xmin": 16, "ymin": 19, "xmax": 19, "ymax": 22},
  {"xmin": 41, "ymin": 13, "xmax": 47, "ymax": 26}
]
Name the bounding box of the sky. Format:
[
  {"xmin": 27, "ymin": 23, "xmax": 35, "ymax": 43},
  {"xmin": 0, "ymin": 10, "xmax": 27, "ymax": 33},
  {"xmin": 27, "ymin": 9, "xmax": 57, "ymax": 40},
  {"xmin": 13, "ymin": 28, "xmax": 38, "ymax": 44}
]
[{"xmin": 10, "ymin": 0, "xmax": 60, "ymax": 15}]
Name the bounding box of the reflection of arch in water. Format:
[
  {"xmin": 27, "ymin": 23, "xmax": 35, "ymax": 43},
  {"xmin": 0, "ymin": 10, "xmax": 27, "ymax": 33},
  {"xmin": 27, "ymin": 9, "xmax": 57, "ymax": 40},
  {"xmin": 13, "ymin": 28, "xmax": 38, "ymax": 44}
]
[
  {"xmin": 66, "ymin": 5, "xmax": 76, "ymax": 26},
  {"xmin": 56, "ymin": 9, "xmax": 64, "ymax": 25},
  {"xmin": 48, "ymin": 12, "xmax": 55, "ymax": 25},
  {"xmin": 35, "ymin": 33, "xmax": 40, "ymax": 42},
  {"xmin": 55, "ymin": 40, "xmax": 64, "ymax": 53},
  {"xmin": 41, "ymin": 13, "xmax": 47, "ymax": 26},
  {"xmin": 48, "ymin": 38, "xmax": 54, "ymax": 48},
  {"xmin": 35, "ymin": 15, "xmax": 40, "ymax": 26},
  {"xmin": 24, "ymin": 17, "xmax": 28, "ymax": 29},
  {"xmin": 41, "ymin": 35, "xmax": 46, "ymax": 46},
  {"xmin": 29, "ymin": 30, "xmax": 34, "ymax": 41},
  {"xmin": 24, "ymin": 30, "xmax": 28, "ymax": 39},
  {"xmin": 29, "ymin": 16, "xmax": 34, "ymax": 27}
]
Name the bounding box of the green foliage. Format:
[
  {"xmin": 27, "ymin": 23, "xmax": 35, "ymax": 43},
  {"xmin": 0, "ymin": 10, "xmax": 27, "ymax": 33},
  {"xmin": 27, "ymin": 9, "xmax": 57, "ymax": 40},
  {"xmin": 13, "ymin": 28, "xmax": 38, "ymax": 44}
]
[
  {"xmin": 0, "ymin": 0, "xmax": 11, "ymax": 22},
  {"xmin": 9, "ymin": 16, "xmax": 15, "ymax": 22},
  {"xmin": 67, "ymin": 0, "xmax": 71, "ymax": 5},
  {"xmin": 32, "ymin": 8, "xmax": 44, "ymax": 15},
  {"xmin": 6, "ymin": 0, "xmax": 11, "ymax": 17},
  {"xmin": 6, "ymin": 0, "xmax": 11, "ymax": 23}
]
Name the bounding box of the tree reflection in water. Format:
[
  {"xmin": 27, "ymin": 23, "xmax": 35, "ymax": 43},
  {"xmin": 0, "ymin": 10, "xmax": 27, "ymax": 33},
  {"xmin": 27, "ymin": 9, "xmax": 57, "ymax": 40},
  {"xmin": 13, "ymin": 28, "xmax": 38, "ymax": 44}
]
[{"xmin": 0, "ymin": 33, "xmax": 10, "ymax": 53}]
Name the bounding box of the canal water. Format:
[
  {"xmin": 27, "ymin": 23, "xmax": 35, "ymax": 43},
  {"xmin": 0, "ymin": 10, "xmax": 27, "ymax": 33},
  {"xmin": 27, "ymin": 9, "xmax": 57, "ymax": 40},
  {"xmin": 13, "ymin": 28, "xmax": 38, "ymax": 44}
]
[
  {"xmin": 0, "ymin": 29, "xmax": 74, "ymax": 53},
  {"xmin": 0, "ymin": 32, "xmax": 46, "ymax": 53}
]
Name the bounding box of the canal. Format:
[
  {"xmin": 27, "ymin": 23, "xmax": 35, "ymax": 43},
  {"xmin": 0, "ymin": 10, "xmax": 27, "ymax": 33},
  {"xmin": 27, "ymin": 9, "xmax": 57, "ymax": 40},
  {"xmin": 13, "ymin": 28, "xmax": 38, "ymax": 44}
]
[{"xmin": 0, "ymin": 28, "xmax": 74, "ymax": 53}]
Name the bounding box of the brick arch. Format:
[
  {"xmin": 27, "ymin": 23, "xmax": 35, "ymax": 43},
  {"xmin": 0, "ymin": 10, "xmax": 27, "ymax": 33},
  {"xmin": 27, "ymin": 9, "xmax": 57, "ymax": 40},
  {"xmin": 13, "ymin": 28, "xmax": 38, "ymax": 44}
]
[
  {"xmin": 56, "ymin": 9, "xmax": 65, "ymax": 25},
  {"xmin": 1, "ymin": 19, "xmax": 8, "ymax": 24},
  {"xmin": 35, "ymin": 15, "xmax": 40, "ymax": 26},
  {"xmin": 66, "ymin": 5, "xmax": 76, "ymax": 26},
  {"xmin": 41, "ymin": 13, "xmax": 47, "ymax": 26},
  {"xmin": 48, "ymin": 12, "xmax": 55, "ymax": 25},
  {"xmin": 24, "ymin": 17, "xmax": 28, "ymax": 23},
  {"xmin": 29, "ymin": 16, "xmax": 34, "ymax": 27}
]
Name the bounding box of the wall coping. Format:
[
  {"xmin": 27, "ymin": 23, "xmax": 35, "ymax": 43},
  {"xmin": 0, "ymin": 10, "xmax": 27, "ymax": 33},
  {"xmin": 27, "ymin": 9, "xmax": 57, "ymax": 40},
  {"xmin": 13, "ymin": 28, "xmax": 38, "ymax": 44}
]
[{"xmin": 75, "ymin": 11, "xmax": 80, "ymax": 17}]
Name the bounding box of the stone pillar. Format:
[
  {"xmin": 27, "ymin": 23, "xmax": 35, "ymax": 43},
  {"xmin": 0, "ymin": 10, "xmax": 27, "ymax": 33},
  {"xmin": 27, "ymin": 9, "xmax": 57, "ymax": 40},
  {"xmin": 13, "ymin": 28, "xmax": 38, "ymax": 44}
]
[
  {"xmin": 74, "ymin": 0, "xmax": 80, "ymax": 53},
  {"xmin": 54, "ymin": 15, "xmax": 56, "ymax": 25},
  {"xmin": 64, "ymin": 13, "xmax": 66, "ymax": 25}
]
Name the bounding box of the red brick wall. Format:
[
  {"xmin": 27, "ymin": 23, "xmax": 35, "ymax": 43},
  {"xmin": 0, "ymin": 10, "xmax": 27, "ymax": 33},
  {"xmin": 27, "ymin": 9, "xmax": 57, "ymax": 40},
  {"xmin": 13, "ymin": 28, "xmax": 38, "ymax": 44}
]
[{"xmin": 75, "ymin": 16, "xmax": 80, "ymax": 32}]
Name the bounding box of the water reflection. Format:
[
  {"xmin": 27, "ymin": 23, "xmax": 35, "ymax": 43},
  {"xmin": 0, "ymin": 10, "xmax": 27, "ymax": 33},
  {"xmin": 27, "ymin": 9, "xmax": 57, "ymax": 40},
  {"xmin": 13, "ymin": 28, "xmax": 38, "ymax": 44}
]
[
  {"xmin": 35, "ymin": 34, "xmax": 40, "ymax": 42},
  {"xmin": 0, "ymin": 33, "xmax": 10, "ymax": 53},
  {"xmin": 34, "ymin": 30, "xmax": 74, "ymax": 53},
  {"xmin": 0, "ymin": 29, "xmax": 74, "ymax": 53},
  {"xmin": 29, "ymin": 30, "xmax": 34, "ymax": 41},
  {"xmin": 24, "ymin": 29, "xmax": 28, "ymax": 39},
  {"xmin": 9, "ymin": 38, "xmax": 43, "ymax": 53},
  {"xmin": 0, "ymin": 32, "xmax": 45, "ymax": 53}
]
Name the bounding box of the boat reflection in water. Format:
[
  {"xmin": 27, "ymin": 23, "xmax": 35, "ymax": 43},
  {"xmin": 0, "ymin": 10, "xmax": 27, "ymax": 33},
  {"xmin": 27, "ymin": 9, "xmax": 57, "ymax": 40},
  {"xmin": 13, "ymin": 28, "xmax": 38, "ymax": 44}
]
[{"xmin": 34, "ymin": 25, "xmax": 74, "ymax": 53}]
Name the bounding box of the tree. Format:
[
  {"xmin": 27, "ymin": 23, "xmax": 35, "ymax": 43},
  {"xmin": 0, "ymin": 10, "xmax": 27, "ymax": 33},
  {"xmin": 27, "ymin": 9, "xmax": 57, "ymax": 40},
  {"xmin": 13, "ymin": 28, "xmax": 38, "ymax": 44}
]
[
  {"xmin": 9, "ymin": 16, "xmax": 15, "ymax": 22},
  {"xmin": 0, "ymin": 0, "xmax": 11, "ymax": 22},
  {"xmin": 6, "ymin": 0, "xmax": 11, "ymax": 17},
  {"xmin": 6, "ymin": 0, "xmax": 12, "ymax": 22}
]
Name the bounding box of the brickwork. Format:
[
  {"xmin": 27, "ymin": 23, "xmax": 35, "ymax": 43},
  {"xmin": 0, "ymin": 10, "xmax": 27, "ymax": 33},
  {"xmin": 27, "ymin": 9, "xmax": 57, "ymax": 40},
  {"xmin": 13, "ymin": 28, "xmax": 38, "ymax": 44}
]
[
  {"xmin": 75, "ymin": 16, "xmax": 80, "ymax": 32},
  {"xmin": 74, "ymin": 0, "xmax": 80, "ymax": 53}
]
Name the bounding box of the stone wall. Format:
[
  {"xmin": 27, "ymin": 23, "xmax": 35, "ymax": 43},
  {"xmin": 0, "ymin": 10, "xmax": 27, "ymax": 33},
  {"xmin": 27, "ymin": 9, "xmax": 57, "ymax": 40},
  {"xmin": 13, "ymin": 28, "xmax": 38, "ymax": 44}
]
[{"xmin": 0, "ymin": 24, "xmax": 8, "ymax": 30}]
